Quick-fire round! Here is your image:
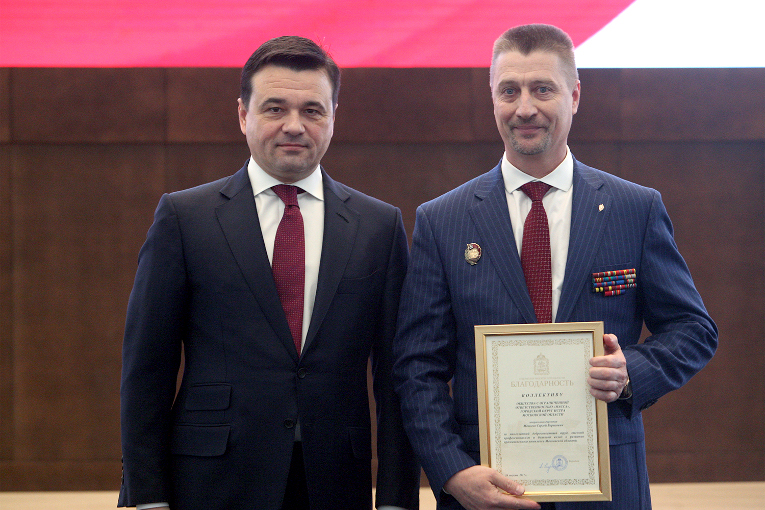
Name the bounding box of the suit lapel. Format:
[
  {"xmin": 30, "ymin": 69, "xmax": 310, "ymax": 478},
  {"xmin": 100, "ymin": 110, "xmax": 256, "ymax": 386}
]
[
  {"xmin": 556, "ymin": 161, "xmax": 612, "ymax": 323},
  {"xmin": 215, "ymin": 164, "xmax": 297, "ymax": 360},
  {"xmin": 469, "ymin": 165, "xmax": 537, "ymax": 324},
  {"xmin": 304, "ymin": 170, "xmax": 358, "ymax": 352}
]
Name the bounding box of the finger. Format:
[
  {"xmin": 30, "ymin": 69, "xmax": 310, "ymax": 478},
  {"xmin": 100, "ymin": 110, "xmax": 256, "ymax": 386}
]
[
  {"xmin": 589, "ymin": 366, "xmax": 625, "ymax": 381},
  {"xmin": 588, "ymin": 375, "xmax": 623, "ymax": 393},
  {"xmin": 511, "ymin": 497, "xmax": 543, "ymax": 510},
  {"xmin": 602, "ymin": 334, "xmax": 621, "ymax": 355},
  {"xmin": 589, "ymin": 355, "xmax": 625, "ymax": 368},
  {"xmin": 485, "ymin": 474, "xmax": 542, "ymax": 510},
  {"xmin": 493, "ymin": 491, "xmax": 542, "ymax": 510},
  {"xmin": 523, "ymin": 500, "xmax": 543, "ymax": 510},
  {"xmin": 589, "ymin": 364, "xmax": 628, "ymax": 387},
  {"xmin": 590, "ymin": 386, "xmax": 620, "ymax": 403},
  {"xmin": 489, "ymin": 471, "xmax": 525, "ymax": 497},
  {"xmin": 504, "ymin": 494, "xmax": 542, "ymax": 510}
]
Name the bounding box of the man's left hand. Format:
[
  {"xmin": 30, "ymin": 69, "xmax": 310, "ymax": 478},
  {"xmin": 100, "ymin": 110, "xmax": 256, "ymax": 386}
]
[{"xmin": 588, "ymin": 334, "xmax": 629, "ymax": 403}]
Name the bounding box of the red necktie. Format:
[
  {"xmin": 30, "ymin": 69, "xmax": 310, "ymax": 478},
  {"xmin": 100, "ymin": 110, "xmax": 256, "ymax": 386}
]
[
  {"xmin": 520, "ymin": 182, "xmax": 553, "ymax": 323},
  {"xmin": 271, "ymin": 184, "xmax": 305, "ymax": 355}
]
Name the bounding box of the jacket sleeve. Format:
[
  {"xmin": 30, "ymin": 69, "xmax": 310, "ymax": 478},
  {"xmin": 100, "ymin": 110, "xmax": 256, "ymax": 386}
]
[
  {"xmin": 371, "ymin": 207, "xmax": 422, "ymax": 510},
  {"xmin": 622, "ymin": 191, "xmax": 718, "ymax": 415},
  {"xmin": 392, "ymin": 206, "xmax": 477, "ymax": 501},
  {"xmin": 119, "ymin": 194, "xmax": 187, "ymax": 507}
]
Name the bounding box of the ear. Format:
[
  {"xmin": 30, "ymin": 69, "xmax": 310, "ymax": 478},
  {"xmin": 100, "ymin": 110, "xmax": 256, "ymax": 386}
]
[
  {"xmin": 237, "ymin": 98, "xmax": 247, "ymax": 134},
  {"xmin": 571, "ymin": 80, "xmax": 581, "ymax": 115}
]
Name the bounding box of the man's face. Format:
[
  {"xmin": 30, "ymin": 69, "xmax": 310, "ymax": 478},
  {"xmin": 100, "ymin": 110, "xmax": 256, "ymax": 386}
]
[
  {"xmin": 238, "ymin": 65, "xmax": 335, "ymax": 183},
  {"xmin": 491, "ymin": 50, "xmax": 580, "ymax": 175}
]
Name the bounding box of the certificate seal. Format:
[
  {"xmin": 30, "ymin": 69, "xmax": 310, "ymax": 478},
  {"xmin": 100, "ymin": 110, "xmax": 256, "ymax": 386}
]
[{"xmin": 552, "ymin": 455, "xmax": 568, "ymax": 471}]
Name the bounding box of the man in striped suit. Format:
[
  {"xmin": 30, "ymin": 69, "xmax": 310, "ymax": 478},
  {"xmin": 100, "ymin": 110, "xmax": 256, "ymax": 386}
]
[{"xmin": 392, "ymin": 24, "xmax": 717, "ymax": 510}]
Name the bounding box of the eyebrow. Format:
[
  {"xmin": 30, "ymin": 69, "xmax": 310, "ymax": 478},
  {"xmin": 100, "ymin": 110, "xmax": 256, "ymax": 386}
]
[
  {"xmin": 259, "ymin": 97, "xmax": 327, "ymax": 110},
  {"xmin": 260, "ymin": 97, "xmax": 287, "ymax": 106},
  {"xmin": 497, "ymin": 78, "xmax": 557, "ymax": 88}
]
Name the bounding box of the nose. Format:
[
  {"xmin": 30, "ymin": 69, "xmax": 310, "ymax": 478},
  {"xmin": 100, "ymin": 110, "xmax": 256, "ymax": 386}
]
[
  {"xmin": 515, "ymin": 91, "xmax": 538, "ymax": 120},
  {"xmin": 282, "ymin": 111, "xmax": 305, "ymax": 135}
]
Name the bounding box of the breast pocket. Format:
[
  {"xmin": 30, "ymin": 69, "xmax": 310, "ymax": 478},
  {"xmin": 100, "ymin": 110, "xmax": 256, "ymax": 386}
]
[
  {"xmin": 590, "ymin": 264, "xmax": 637, "ymax": 297},
  {"xmin": 336, "ymin": 268, "xmax": 381, "ymax": 295}
]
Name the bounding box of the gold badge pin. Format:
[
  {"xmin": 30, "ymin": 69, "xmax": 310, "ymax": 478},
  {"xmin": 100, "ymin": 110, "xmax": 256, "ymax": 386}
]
[
  {"xmin": 465, "ymin": 243, "xmax": 481, "ymax": 265},
  {"xmin": 599, "ymin": 204, "xmax": 605, "ymax": 212}
]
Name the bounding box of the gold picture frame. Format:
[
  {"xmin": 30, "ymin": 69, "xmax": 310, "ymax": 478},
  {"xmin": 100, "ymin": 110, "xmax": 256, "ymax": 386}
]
[{"xmin": 474, "ymin": 322, "xmax": 611, "ymax": 502}]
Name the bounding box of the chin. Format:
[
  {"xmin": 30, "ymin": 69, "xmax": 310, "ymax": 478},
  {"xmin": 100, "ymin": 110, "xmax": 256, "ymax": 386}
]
[{"xmin": 275, "ymin": 166, "xmax": 315, "ymax": 181}]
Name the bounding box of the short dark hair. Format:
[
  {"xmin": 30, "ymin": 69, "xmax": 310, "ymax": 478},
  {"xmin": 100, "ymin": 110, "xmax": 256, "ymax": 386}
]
[
  {"xmin": 490, "ymin": 24, "xmax": 578, "ymax": 87},
  {"xmin": 240, "ymin": 36, "xmax": 341, "ymax": 109}
]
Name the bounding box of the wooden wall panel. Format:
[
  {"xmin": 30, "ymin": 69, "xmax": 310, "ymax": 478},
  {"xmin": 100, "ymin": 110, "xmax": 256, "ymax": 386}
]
[
  {"xmin": 0, "ymin": 67, "xmax": 763, "ymax": 491},
  {"xmin": 323, "ymin": 141, "xmax": 504, "ymax": 232},
  {"xmin": 0, "ymin": 145, "xmax": 12, "ymax": 464},
  {"xmin": 0, "ymin": 69, "xmax": 9, "ymax": 142},
  {"xmin": 571, "ymin": 69, "xmax": 623, "ymax": 142},
  {"xmin": 335, "ymin": 68, "xmax": 486, "ymax": 143},
  {"xmin": 621, "ymin": 142, "xmax": 765, "ymax": 481},
  {"xmin": 620, "ymin": 69, "xmax": 765, "ymax": 141},
  {"xmin": 167, "ymin": 68, "xmax": 242, "ymax": 143},
  {"xmin": 566, "ymin": 142, "xmax": 622, "ymax": 179},
  {"xmin": 11, "ymin": 69, "xmax": 166, "ymax": 143},
  {"xmin": 2, "ymin": 144, "xmax": 165, "ymax": 489},
  {"xmin": 165, "ymin": 143, "xmax": 251, "ymax": 192},
  {"xmin": 0, "ymin": 460, "xmax": 121, "ymax": 491},
  {"xmin": 467, "ymin": 68, "xmax": 500, "ymax": 142}
]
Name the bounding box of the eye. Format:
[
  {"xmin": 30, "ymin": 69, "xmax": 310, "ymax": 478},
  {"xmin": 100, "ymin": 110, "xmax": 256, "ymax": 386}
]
[
  {"xmin": 304, "ymin": 108, "xmax": 327, "ymax": 119},
  {"xmin": 498, "ymin": 86, "xmax": 517, "ymax": 101}
]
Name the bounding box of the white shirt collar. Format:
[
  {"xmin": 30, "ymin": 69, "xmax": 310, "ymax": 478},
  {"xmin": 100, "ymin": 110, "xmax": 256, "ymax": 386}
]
[
  {"xmin": 246, "ymin": 157, "xmax": 324, "ymax": 201},
  {"xmin": 501, "ymin": 148, "xmax": 574, "ymax": 193}
]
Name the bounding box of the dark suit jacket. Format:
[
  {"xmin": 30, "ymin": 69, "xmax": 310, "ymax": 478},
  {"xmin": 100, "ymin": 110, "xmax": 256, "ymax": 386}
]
[
  {"xmin": 119, "ymin": 164, "xmax": 420, "ymax": 510},
  {"xmin": 393, "ymin": 159, "xmax": 717, "ymax": 509}
]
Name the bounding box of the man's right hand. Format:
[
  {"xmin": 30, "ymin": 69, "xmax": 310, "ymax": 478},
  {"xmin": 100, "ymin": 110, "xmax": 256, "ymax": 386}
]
[{"xmin": 443, "ymin": 466, "xmax": 541, "ymax": 510}]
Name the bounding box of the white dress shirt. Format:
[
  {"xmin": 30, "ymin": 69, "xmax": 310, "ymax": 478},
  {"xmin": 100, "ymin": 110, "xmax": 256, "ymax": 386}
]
[
  {"xmin": 247, "ymin": 156, "xmax": 324, "ymax": 350},
  {"xmin": 501, "ymin": 148, "xmax": 574, "ymax": 322},
  {"xmin": 248, "ymin": 159, "xmax": 404, "ymax": 510}
]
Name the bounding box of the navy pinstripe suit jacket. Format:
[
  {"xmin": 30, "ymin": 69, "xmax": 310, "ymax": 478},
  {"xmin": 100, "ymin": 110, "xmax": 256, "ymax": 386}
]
[{"xmin": 393, "ymin": 159, "xmax": 717, "ymax": 509}]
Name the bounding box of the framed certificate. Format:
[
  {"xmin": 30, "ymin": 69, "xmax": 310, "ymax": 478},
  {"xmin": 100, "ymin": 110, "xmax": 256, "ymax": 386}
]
[{"xmin": 474, "ymin": 322, "xmax": 611, "ymax": 502}]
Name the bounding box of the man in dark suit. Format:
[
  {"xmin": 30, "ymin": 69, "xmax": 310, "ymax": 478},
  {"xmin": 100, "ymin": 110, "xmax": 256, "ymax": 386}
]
[
  {"xmin": 119, "ymin": 36, "xmax": 420, "ymax": 510},
  {"xmin": 392, "ymin": 24, "xmax": 717, "ymax": 510}
]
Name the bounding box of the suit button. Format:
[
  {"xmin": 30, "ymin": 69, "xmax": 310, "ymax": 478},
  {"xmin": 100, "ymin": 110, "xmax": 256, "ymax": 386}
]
[
  {"xmin": 297, "ymin": 368, "xmax": 307, "ymax": 379},
  {"xmin": 284, "ymin": 419, "xmax": 295, "ymax": 429}
]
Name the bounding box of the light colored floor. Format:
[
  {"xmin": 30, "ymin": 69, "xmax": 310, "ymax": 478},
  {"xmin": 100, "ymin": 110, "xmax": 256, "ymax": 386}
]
[{"xmin": 0, "ymin": 483, "xmax": 763, "ymax": 510}]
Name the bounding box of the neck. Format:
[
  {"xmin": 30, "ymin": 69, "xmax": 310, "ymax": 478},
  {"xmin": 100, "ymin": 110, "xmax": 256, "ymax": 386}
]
[{"xmin": 506, "ymin": 147, "xmax": 567, "ymax": 179}]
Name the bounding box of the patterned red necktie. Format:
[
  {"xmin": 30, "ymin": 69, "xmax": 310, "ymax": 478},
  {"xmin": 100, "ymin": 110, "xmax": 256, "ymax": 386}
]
[
  {"xmin": 520, "ymin": 182, "xmax": 553, "ymax": 323},
  {"xmin": 271, "ymin": 184, "xmax": 305, "ymax": 355}
]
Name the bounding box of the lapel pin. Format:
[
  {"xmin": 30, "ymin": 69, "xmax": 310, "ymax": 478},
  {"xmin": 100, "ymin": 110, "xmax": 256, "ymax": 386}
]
[
  {"xmin": 464, "ymin": 243, "xmax": 481, "ymax": 265},
  {"xmin": 599, "ymin": 204, "xmax": 605, "ymax": 212}
]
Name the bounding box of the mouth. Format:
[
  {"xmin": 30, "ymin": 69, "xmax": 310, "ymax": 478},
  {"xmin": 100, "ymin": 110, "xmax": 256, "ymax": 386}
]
[
  {"xmin": 512, "ymin": 124, "xmax": 546, "ymax": 134},
  {"xmin": 277, "ymin": 142, "xmax": 308, "ymax": 151},
  {"xmin": 511, "ymin": 125, "xmax": 548, "ymax": 141}
]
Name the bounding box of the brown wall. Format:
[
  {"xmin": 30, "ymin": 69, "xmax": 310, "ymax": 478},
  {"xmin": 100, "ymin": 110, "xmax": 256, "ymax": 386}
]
[{"xmin": 0, "ymin": 67, "xmax": 763, "ymax": 490}]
